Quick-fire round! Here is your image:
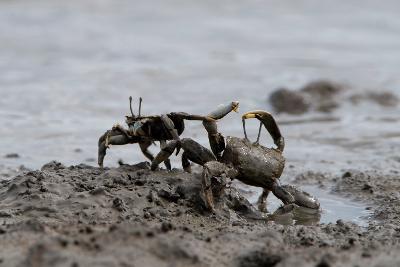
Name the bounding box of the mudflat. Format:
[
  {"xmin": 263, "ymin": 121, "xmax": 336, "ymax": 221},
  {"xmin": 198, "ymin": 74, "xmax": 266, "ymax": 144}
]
[{"xmin": 0, "ymin": 160, "xmax": 399, "ymax": 267}]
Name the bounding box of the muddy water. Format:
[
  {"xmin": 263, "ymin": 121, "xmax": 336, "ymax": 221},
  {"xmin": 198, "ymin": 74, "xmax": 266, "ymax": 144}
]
[
  {"xmin": 1, "ymin": 0, "xmax": 400, "ymax": 224},
  {"xmin": 243, "ymin": 183, "xmax": 372, "ymax": 226}
]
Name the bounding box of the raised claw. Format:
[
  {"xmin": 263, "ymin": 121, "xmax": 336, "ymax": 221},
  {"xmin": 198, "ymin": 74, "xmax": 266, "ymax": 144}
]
[
  {"xmin": 242, "ymin": 110, "xmax": 285, "ymax": 152},
  {"xmin": 202, "ymin": 101, "xmax": 238, "ymax": 159},
  {"xmin": 207, "ymin": 101, "xmax": 239, "ymax": 120}
]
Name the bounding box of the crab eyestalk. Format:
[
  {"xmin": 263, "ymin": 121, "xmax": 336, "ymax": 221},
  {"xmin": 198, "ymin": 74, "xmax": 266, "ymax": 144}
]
[
  {"xmin": 129, "ymin": 96, "xmax": 135, "ymax": 118},
  {"xmin": 138, "ymin": 97, "xmax": 143, "ymax": 118},
  {"xmin": 242, "ymin": 110, "xmax": 285, "ymax": 152}
]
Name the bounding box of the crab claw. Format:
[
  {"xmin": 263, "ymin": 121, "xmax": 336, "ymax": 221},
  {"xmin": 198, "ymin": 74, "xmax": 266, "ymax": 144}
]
[
  {"xmin": 207, "ymin": 101, "xmax": 240, "ymax": 120},
  {"xmin": 232, "ymin": 101, "xmax": 240, "ymax": 113},
  {"xmin": 242, "ymin": 110, "xmax": 285, "ymax": 152}
]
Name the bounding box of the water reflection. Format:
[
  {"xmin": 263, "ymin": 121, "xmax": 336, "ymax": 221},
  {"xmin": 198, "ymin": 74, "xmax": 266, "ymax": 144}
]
[
  {"xmin": 247, "ymin": 185, "xmax": 372, "ymax": 226},
  {"xmin": 268, "ymin": 205, "xmax": 322, "ymax": 226}
]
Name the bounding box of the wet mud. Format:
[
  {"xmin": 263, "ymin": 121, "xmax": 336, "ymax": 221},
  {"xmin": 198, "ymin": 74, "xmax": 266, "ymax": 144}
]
[
  {"xmin": 0, "ymin": 161, "xmax": 399, "ymax": 267},
  {"xmin": 269, "ymin": 80, "xmax": 399, "ymax": 115}
]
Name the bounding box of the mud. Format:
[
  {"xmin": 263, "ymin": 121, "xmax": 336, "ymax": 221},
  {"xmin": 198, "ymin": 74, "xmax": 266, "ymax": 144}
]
[
  {"xmin": 269, "ymin": 80, "xmax": 399, "ymax": 115},
  {"xmin": 0, "ymin": 161, "xmax": 399, "ymax": 267},
  {"xmin": 350, "ymin": 92, "xmax": 400, "ymax": 107},
  {"xmin": 4, "ymin": 154, "xmax": 20, "ymax": 159},
  {"xmin": 269, "ymin": 80, "xmax": 343, "ymax": 114},
  {"xmin": 269, "ymin": 88, "xmax": 310, "ymax": 115}
]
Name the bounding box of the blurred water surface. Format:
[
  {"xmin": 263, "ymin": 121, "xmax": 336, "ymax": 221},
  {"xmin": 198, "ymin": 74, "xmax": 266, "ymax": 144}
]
[{"xmin": 1, "ymin": 0, "xmax": 400, "ymax": 176}]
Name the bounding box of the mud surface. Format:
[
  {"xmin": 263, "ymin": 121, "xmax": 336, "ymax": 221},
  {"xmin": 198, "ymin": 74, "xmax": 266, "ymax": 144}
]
[{"xmin": 0, "ymin": 161, "xmax": 399, "ymax": 267}]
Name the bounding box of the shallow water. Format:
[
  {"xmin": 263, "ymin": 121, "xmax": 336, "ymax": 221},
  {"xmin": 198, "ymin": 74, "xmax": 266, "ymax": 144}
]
[
  {"xmin": 1, "ymin": 0, "xmax": 399, "ymax": 225},
  {"xmin": 247, "ymin": 185, "xmax": 372, "ymax": 226}
]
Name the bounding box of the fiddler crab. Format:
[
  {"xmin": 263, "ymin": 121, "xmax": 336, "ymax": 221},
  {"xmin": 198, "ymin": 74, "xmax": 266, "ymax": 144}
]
[
  {"xmin": 150, "ymin": 108, "xmax": 320, "ymax": 213},
  {"xmin": 98, "ymin": 97, "xmax": 239, "ymax": 170}
]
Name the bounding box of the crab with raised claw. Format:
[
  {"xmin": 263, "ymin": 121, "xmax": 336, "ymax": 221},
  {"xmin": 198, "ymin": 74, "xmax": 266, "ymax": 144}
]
[
  {"xmin": 98, "ymin": 97, "xmax": 239, "ymax": 170},
  {"xmin": 150, "ymin": 110, "xmax": 320, "ymax": 213}
]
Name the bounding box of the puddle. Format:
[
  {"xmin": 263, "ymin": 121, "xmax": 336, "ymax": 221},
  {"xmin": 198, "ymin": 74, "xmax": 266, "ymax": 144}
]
[{"xmin": 244, "ymin": 184, "xmax": 373, "ymax": 226}]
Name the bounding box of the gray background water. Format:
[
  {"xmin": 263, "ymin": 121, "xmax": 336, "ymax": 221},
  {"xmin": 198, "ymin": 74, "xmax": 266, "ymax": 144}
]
[{"xmin": 1, "ymin": 0, "xmax": 399, "ymax": 174}]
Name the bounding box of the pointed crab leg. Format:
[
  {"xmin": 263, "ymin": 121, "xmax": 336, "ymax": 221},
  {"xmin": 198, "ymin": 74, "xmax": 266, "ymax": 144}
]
[
  {"xmin": 255, "ymin": 121, "xmax": 263, "ymax": 144},
  {"xmin": 242, "ymin": 110, "xmax": 285, "ymax": 152}
]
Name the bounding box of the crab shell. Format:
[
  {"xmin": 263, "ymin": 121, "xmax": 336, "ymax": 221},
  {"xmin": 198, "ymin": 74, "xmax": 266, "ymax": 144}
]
[{"xmin": 221, "ymin": 136, "xmax": 285, "ymax": 189}]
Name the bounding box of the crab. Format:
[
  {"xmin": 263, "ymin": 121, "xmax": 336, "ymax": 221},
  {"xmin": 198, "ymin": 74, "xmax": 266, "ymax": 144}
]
[
  {"xmin": 98, "ymin": 97, "xmax": 239, "ymax": 170},
  {"xmin": 150, "ymin": 110, "xmax": 320, "ymax": 212}
]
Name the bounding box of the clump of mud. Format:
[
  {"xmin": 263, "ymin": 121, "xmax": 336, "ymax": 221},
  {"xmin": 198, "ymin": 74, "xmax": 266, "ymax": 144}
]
[
  {"xmin": 269, "ymin": 80, "xmax": 399, "ymax": 115},
  {"xmin": 1, "ymin": 162, "xmax": 400, "ymax": 266},
  {"xmin": 269, "ymin": 80, "xmax": 343, "ymax": 114},
  {"xmin": 300, "ymin": 80, "xmax": 343, "ymax": 112},
  {"xmin": 350, "ymin": 91, "xmax": 400, "ymax": 107},
  {"xmin": 269, "ymin": 88, "xmax": 310, "ymax": 115}
]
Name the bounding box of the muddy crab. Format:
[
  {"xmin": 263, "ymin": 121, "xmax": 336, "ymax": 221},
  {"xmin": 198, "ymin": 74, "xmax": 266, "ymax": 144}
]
[
  {"xmin": 98, "ymin": 97, "xmax": 239, "ymax": 170},
  {"xmin": 150, "ymin": 110, "xmax": 320, "ymax": 212}
]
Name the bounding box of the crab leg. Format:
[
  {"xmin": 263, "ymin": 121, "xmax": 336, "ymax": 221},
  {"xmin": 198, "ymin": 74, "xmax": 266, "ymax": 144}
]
[
  {"xmin": 150, "ymin": 140, "xmax": 180, "ymax": 171},
  {"xmin": 280, "ymin": 184, "xmax": 320, "ymax": 209},
  {"xmin": 202, "ymin": 164, "xmax": 216, "ymax": 211},
  {"xmin": 159, "ymin": 140, "xmax": 172, "ymax": 170},
  {"xmin": 171, "ymin": 102, "xmax": 239, "ymax": 159},
  {"xmin": 151, "ymin": 137, "xmax": 216, "ymax": 171},
  {"xmin": 168, "ymin": 101, "xmax": 238, "ymax": 122},
  {"xmin": 147, "ymin": 114, "xmax": 182, "ymax": 170},
  {"xmin": 145, "ymin": 114, "xmax": 185, "ymax": 171},
  {"xmin": 181, "ymin": 151, "xmax": 191, "ymax": 173},
  {"xmin": 242, "ymin": 110, "xmax": 285, "ymax": 152},
  {"xmin": 98, "ymin": 129, "xmax": 139, "ymax": 168},
  {"xmin": 139, "ymin": 140, "xmax": 154, "ymax": 161},
  {"xmin": 203, "ymin": 121, "xmax": 225, "ymax": 159},
  {"xmin": 255, "ymin": 121, "xmax": 263, "ymax": 144},
  {"xmin": 271, "ymin": 181, "xmax": 295, "ymax": 205},
  {"xmin": 201, "ymin": 161, "xmax": 235, "ymax": 212},
  {"xmin": 140, "ymin": 139, "xmax": 173, "ymax": 170},
  {"xmin": 160, "ymin": 114, "xmax": 180, "ymax": 141},
  {"xmin": 171, "ymin": 138, "xmax": 234, "ymax": 212},
  {"xmin": 151, "ymin": 103, "xmax": 239, "ymax": 170},
  {"xmin": 257, "ymin": 188, "xmax": 270, "ymax": 212},
  {"xmin": 167, "ymin": 112, "xmax": 211, "ymax": 121}
]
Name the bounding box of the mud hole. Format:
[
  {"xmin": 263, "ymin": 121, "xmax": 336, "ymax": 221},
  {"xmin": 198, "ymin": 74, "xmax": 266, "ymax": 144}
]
[{"xmin": 0, "ymin": 162, "xmax": 399, "ymax": 267}]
